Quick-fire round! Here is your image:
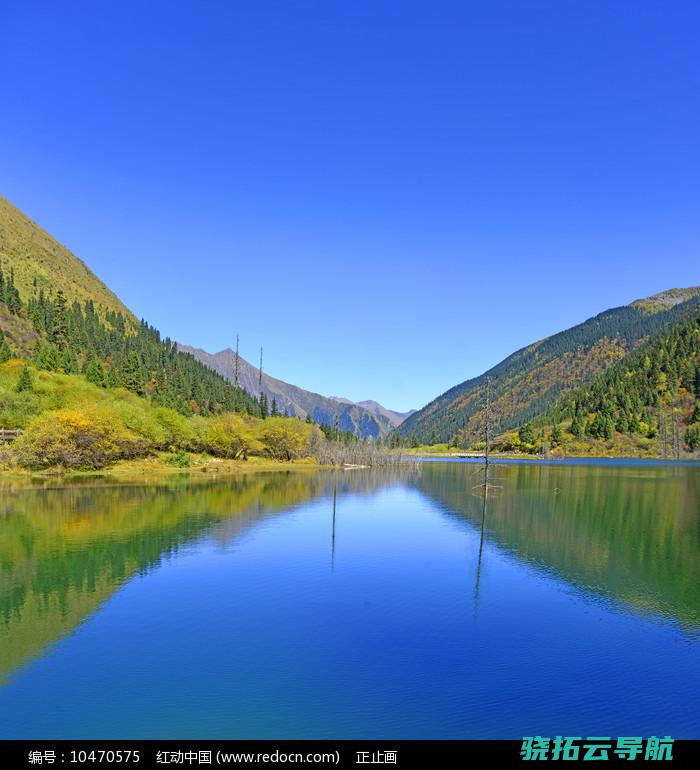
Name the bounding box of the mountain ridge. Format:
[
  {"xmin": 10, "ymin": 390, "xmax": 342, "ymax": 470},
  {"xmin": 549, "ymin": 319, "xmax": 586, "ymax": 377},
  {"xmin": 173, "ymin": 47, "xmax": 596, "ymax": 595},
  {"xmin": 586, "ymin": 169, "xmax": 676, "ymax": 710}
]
[
  {"xmin": 177, "ymin": 343, "xmax": 396, "ymax": 438},
  {"xmin": 0, "ymin": 196, "xmax": 136, "ymax": 323},
  {"xmin": 399, "ymin": 288, "xmax": 700, "ymax": 445},
  {"xmin": 329, "ymin": 396, "xmax": 415, "ymax": 428}
]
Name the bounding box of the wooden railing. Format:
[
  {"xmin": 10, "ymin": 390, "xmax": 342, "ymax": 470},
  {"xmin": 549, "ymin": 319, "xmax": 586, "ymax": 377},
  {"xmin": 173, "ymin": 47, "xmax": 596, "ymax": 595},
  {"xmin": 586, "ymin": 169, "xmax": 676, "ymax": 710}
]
[{"xmin": 0, "ymin": 429, "xmax": 23, "ymax": 442}]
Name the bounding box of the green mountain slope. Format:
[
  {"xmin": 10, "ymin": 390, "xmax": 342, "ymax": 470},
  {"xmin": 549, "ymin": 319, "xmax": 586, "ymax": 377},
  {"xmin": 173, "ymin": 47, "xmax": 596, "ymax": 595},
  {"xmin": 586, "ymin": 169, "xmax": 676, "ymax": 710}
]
[
  {"xmin": 398, "ymin": 288, "xmax": 700, "ymax": 445},
  {"xmin": 0, "ymin": 196, "xmax": 257, "ymax": 416},
  {"xmin": 0, "ymin": 196, "xmax": 135, "ymax": 321},
  {"xmin": 1, "ymin": 196, "xmax": 395, "ymax": 438},
  {"xmin": 542, "ymin": 301, "xmax": 700, "ymax": 456}
]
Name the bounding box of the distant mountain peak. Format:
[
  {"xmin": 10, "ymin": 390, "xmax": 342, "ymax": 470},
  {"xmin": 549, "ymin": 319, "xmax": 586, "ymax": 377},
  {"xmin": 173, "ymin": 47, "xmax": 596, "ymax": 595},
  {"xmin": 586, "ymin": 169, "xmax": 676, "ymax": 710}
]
[
  {"xmin": 177, "ymin": 344, "xmax": 396, "ymax": 438},
  {"xmin": 330, "ymin": 396, "xmax": 416, "ymax": 427}
]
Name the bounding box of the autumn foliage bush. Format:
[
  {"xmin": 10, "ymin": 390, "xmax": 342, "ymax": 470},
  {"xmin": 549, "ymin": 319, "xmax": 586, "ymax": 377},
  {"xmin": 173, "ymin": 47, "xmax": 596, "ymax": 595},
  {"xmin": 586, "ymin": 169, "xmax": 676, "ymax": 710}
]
[
  {"xmin": 201, "ymin": 412, "xmax": 262, "ymax": 459},
  {"xmin": 13, "ymin": 408, "xmax": 145, "ymax": 469},
  {"xmin": 257, "ymin": 417, "xmax": 319, "ymax": 460},
  {"xmin": 0, "ymin": 363, "xmax": 327, "ymax": 470}
]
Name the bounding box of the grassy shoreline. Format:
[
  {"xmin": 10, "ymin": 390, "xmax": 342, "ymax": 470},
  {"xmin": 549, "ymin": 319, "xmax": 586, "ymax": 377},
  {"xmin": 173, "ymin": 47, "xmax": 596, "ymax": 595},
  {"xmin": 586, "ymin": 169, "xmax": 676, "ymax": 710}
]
[{"xmin": 0, "ymin": 452, "xmax": 328, "ymax": 488}]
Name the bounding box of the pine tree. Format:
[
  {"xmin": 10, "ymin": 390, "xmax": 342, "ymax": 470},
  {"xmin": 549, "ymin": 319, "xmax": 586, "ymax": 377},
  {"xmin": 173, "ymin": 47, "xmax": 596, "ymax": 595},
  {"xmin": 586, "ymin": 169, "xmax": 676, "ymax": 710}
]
[
  {"xmin": 0, "ymin": 334, "xmax": 12, "ymax": 363},
  {"xmin": 15, "ymin": 365, "xmax": 33, "ymax": 392},
  {"xmin": 50, "ymin": 291, "xmax": 69, "ymax": 349},
  {"xmin": 58, "ymin": 348, "xmax": 79, "ymax": 374},
  {"xmin": 551, "ymin": 424, "xmax": 563, "ymax": 445},
  {"xmin": 518, "ymin": 422, "xmax": 535, "ymax": 445},
  {"xmin": 570, "ymin": 413, "xmax": 583, "ymax": 437},
  {"xmin": 686, "ymin": 426, "xmax": 700, "ymax": 452},
  {"xmin": 271, "ymin": 397, "xmax": 279, "ymax": 417},
  {"xmin": 121, "ymin": 351, "xmax": 145, "ymax": 394},
  {"xmin": 0, "ymin": 266, "xmax": 22, "ymax": 313},
  {"xmin": 34, "ymin": 343, "xmax": 60, "ymax": 371},
  {"xmin": 85, "ymin": 359, "xmax": 107, "ymax": 387}
]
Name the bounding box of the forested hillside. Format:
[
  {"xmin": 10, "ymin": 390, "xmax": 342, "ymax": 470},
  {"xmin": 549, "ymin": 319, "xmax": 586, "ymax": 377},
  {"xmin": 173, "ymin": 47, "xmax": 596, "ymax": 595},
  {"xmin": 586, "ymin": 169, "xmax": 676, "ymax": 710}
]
[
  {"xmin": 398, "ymin": 290, "xmax": 700, "ymax": 445},
  {"xmin": 1, "ymin": 196, "xmax": 257, "ymax": 416},
  {"xmin": 542, "ymin": 303, "xmax": 700, "ymax": 457},
  {"xmin": 0, "ymin": 196, "xmax": 382, "ymax": 472}
]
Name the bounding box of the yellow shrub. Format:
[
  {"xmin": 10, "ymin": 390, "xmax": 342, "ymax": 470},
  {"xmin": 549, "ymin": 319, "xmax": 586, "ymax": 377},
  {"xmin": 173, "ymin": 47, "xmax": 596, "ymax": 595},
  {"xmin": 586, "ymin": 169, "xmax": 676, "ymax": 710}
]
[
  {"xmin": 111, "ymin": 400, "xmax": 168, "ymax": 449},
  {"xmin": 257, "ymin": 417, "xmax": 318, "ymax": 460},
  {"xmin": 203, "ymin": 413, "xmax": 262, "ymax": 459},
  {"xmin": 154, "ymin": 407, "xmax": 196, "ymax": 449},
  {"xmin": 14, "ymin": 408, "xmax": 145, "ymax": 469}
]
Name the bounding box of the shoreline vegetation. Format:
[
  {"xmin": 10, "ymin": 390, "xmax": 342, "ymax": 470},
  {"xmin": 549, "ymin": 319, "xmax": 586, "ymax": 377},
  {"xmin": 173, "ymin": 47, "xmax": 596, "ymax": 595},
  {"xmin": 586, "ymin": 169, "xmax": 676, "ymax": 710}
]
[
  {"xmin": 404, "ymin": 440, "xmax": 700, "ymax": 461},
  {"xmin": 402, "ymin": 438, "xmax": 699, "ymax": 461},
  {"xmin": 1, "ymin": 359, "xmax": 697, "ymax": 482},
  {"xmin": 0, "ymin": 360, "xmax": 409, "ymax": 478}
]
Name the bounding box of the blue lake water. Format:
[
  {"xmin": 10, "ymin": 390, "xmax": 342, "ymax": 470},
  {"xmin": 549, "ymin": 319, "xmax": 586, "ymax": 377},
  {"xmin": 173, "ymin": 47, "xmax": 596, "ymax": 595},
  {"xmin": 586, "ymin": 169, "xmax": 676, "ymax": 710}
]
[{"xmin": 1, "ymin": 460, "xmax": 699, "ymax": 738}]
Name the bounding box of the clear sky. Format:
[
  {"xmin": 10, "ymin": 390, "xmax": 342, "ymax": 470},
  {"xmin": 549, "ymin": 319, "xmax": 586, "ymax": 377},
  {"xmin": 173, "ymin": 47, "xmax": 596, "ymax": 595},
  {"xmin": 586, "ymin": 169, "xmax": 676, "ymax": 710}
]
[{"xmin": 1, "ymin": 1, "xmax": 699, "ymax": 412}]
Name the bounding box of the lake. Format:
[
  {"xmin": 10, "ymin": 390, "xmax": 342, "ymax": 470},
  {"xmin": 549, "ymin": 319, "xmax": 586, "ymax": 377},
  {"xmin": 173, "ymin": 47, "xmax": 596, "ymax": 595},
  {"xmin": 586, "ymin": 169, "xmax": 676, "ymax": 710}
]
[{"xmin": 1, "ymin": 459, "xmax": 699, "ymax": 739}]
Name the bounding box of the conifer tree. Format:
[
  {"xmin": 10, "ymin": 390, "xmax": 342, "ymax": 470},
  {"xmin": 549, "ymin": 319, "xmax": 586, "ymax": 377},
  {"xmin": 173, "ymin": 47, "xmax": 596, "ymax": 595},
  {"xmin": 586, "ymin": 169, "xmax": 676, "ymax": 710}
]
[
  {"xmin": 85, "ymin": 359, "xmax": 107, "ymax": 387},
  {"xmin": 551, "ymin": 424, "xmax": 562, "ymax": 445},
  {"xmin": 121, "ymin": 351, "xmax": 145, "ymax": 394},
  {"xmin": 570, "ymin": 413, "xmax": 583, "ymax": 437},
  {"xmin": 0, "ymin": 266, "xmax": 22, "ymax": 313},
  {"xmin": 34, "ymin": 343, "xmax": 60, "ymax": 372},
  {"xmin": 518, "ymin": 422, "xmax": 535, "ymax": 445},
  {"xmin": 52, "ymin": 291, "xmax": 69, "ymax": 350},
  {"xmin": 0, "ymin": 334, "xmax": 12, "ymax": 363},
  {"xmin": 15, "ymin": 365, "xmax": 33, "ymax": 393}
]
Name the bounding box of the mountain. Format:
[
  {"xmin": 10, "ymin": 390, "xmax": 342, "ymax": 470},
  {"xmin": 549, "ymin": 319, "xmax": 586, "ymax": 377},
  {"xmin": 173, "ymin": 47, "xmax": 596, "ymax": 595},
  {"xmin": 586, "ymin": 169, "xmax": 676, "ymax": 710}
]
[
  {"xmin": 543, "ymin": 300, "xmax": 700, "ymax": 454},
  {"xmin": 1, "ymin": 195, "xmax": 257, "ymax": 415},
  {"xmin": 398, "ymin": 287, "xmax": 700, "ymax": 445},
  {"xmin": 329, "ymin": 397, "xmax": 416, "ymax": 428},
  {"xmin": 177, "ymin": 344, "xmax": 395, "ymax": 438},
  {"xmin": 0, "ymin": 194, "xmax": 395, "ymax": 437},
  {"xmin": 0, "ymin": 196, "xmax": 135, "ymax": 321}
]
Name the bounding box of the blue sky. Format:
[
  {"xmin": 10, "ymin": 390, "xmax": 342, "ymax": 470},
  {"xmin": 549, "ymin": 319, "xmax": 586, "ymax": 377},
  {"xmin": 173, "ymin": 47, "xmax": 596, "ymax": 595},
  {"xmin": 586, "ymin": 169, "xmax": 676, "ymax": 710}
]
[{"xmin": 1, "ymin": 1, "xmax": 699, "ymax": 412}]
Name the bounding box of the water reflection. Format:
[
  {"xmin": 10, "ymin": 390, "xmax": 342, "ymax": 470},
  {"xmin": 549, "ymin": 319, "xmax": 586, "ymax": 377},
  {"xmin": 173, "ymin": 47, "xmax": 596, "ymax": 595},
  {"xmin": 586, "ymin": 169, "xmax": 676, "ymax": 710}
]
[
  {"xmin": 0, "ymin": 469, "xmax": 414, "ymax": 682},
  {"xmin": 1, "ymin": 459, "xmax": 699, "ymax": 692},
  {"xmin": 416, "ymin": 461, "xmax": 700, "ymax": 632}
]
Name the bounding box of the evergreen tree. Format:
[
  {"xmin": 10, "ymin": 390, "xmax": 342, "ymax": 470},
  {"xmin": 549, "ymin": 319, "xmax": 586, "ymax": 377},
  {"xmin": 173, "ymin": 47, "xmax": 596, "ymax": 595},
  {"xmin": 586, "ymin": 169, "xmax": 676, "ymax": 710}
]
[
  {"xmin": 0, "ymin": 266, "xmax": 22, "ymax": 313},
  {"xmin": 518, "ymin": 422, "xmax": 535, "ymax": 445},
  {"xmin": 58, "ymin": 348, "xmax": 79, "ymax": 374},
  {"xmin": 551, "ymin": 423, "xmax": 562, "ymax": 445},
  {"xmin": 52, "ymin": 291, "xmax": 69, "ymax": 350},
  {"xmin": 686, "ymin": 426, "xmax": 700, "ymax": 452},
  {"xmin": 121, "ymin": 351, "xmax": 145, "ymax": 394},
  {"xmin": 570, "ymin": 413, "xmax": 584, "ymax": 437},
  {"xmin": 271, "ymin": 397, "xmax": 279, "ymax": 417},
  {"xmin": 85, "ymin": 359, "xmax": 107, "ymax": 387},
  {"xmin": 15, "ymin": 365, "xmax": 33, "ymax": 392},
  {"xmin": 34, "ymin": 343, "xmax": 60, "ymax": 372},
  {"xmin": 0, "ymin": 334, "xmax": 12, "ymax": 363}
]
